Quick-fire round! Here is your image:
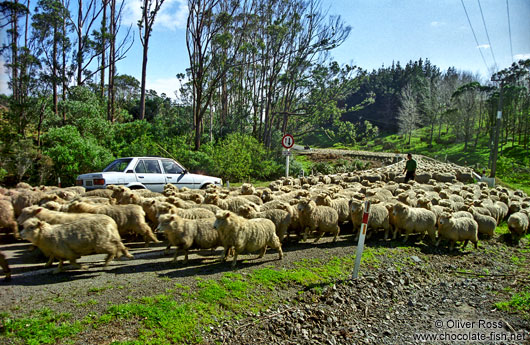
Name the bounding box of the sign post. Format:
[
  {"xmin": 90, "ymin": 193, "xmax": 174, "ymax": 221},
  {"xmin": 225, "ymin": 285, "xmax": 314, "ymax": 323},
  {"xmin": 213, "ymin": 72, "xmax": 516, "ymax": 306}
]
[
  {"xmin": 281, "ymin": 134, "xmax": 294, "ymax": 177},
  {"xmin": 352, "ymin": 200, "xmax": 371, "ymax": 279}
]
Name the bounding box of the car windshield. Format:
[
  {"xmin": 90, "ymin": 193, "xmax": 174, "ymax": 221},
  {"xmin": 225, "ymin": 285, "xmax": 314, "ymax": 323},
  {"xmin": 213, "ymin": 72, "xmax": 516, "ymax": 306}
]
[{"xmin": 103, "ymin": 158, "xmax": 132, "ymax": 172}]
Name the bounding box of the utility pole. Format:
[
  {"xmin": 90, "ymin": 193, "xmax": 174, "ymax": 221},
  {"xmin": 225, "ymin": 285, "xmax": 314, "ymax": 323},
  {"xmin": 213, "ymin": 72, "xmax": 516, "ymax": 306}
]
[{"xmin": 489, "ymin": 77, "xmax": 503, "ymax": 179}]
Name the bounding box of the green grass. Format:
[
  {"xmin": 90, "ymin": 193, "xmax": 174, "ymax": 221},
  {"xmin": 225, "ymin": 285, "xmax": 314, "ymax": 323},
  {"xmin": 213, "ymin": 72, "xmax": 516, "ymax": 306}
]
[
  {"xmin": 495, "ymin": 288, "xmax": 530, "ymax": 318},
  {"xmin": 0, "ymin": 308, "xmax": 82, "ymax": 345},
  {"xmin": 1, "ymin": 254, "xmax": 382, "ymax": 345}
]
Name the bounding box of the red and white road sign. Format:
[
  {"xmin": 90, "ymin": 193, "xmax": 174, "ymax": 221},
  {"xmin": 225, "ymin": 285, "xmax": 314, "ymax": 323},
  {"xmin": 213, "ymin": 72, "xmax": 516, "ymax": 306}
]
[
  {"xmin": 353, "ymin": 200, "xmax": 371, "ymax": 279},
  {"xmin": 282, "ymin": 134, "xmax": 294, "ymax": 149}
]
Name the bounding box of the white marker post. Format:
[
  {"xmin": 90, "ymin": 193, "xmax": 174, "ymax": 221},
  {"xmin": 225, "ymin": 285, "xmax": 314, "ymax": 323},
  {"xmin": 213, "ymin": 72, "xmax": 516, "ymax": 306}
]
[
  {"xmin": 281, "ymin": 134, "xmax": 294, "ymax": 178},
  {"xmin": 352, "ymin": 200, "xmax": 371, "ymax": 279},
  {"xmin": 286, "ymin": 150, "xmax": 290, "ymax": 177}
]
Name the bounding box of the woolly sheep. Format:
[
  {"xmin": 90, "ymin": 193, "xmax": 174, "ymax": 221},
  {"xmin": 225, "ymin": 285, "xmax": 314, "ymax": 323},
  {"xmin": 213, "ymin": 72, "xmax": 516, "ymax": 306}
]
[
  {"xmin": 213, "ymin": 210, "xmax": 283, "ymax": 267},
  {"xmin": 68, "ymin": 201, "xmax": 160, "ymax": 246},
  {"xmin": 0, "ymin": 199, "xmax": 19, "ymax": 239},
  {"xmin": 468, "ymin": 206, "xmax": 497, "ymax": 237},
  {"xmin": 392, "ymin": 203, "xmax": 437, "ymax": 242},
  {"xmin": 437, "ymin": 212, "xmax": 479, "ymax": 250},
  {"xmin": 297, "ymin": 199, "xmax": 340, "ymax": 242},
  {"xmin": 238, "ymin": 205, "xmax": 291, "ymax": 242},
  {"xmin": 156, "ymin": 213, "xmax": 219, "ymax": 263},
  {"xmin": 0, "ymin": 251, "xmax": 11, "ymax": 281},
  {"xmin": 20, "ymin": 217, "xmax": 132, "ymax": 273},
  {"xmin": 240, "ymin": 183, "xmax": 257, "ymax": 196},
  {"xmin": 507, "ymin": 211, "xmax": 529, "ymax": 240},
  {"xmin": 315, "ymin": 194, "xmax": 350, "ymax": 223},
  {"xmin": 349, "ymin": 199, "xmax": 391, "ymax": 240}
]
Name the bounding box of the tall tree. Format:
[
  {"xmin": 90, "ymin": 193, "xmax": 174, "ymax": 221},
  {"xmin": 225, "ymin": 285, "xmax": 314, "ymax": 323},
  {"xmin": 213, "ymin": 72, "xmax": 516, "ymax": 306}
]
[
  {"xmin": 138, "ymin": 0, "xmax": 165, "ymax": 120},
  {"xmin": 31, "ymin": 0, "xmax": 72, "ymax": 118},
  {"xmin": 186, "ymin": 0, "xmax": 249, "ymax": 150},
  {"xmin": 397, "ymin": 83, "xmax": 420, "ymax": 144}
]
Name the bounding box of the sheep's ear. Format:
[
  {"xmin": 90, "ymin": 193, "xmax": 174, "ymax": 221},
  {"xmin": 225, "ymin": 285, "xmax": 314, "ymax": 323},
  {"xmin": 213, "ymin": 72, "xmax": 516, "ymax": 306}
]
[
  {"xmin": 34, "ymin": 207, "xmax": 43, "ymax": 214},
  {"xmin": 37, "ymin": 220, "xmax": 45, "ymax": 228},
  {"xmin": 150, "ymin": 200, "xmax": 156, "ymax": 205},
  {"xmin": 224, "ymin": 211, "xmax": 230, "ymax": 218}
]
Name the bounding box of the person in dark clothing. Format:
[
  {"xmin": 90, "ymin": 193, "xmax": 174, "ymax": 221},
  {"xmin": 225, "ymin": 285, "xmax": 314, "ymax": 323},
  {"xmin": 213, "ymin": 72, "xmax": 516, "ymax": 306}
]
[{"xmin": 403, "ymin": 153, "xmax": 417, "ymax": 183}]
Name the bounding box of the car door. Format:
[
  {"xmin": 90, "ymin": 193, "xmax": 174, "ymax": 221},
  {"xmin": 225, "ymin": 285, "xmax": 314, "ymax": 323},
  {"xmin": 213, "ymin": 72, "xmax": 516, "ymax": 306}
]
[
  {"xmin": 161, "ymin": 159, "xmax": 196, "ymax": 189},
  {"xmin": 134, "ymin": 159, "xmax": 165, "ymax": 192}
]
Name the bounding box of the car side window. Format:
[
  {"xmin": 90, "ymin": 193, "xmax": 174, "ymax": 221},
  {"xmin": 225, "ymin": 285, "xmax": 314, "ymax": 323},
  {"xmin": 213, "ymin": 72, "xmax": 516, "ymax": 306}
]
[
  {"xmin": 143, "ymin": 160, "xmax": 161, "ymax": 174},
  {"xmin": 135, "ymin": 160, "xmax": 147, "ymax": 174},
  {"xmin": 162, "ymin": 160, "xmax": 183, "ymax": 174}
]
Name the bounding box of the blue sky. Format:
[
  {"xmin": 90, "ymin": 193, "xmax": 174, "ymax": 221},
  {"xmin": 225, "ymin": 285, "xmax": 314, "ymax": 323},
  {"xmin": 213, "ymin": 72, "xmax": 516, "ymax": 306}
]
[{"xmin": 1, "ymin": 0, "xmax": 529, "ymax": 97}]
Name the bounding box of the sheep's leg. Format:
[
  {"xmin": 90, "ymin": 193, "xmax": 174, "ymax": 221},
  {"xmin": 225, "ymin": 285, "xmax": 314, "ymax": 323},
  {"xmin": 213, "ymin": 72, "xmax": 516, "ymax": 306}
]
[
  {"xmin": 172, "ymin": 248, "xmax": 180, "ymax": 263},
  {"xmin": 314, "ymin": 231, "xmax": 324, "ymax": 243},
  {"xmin": 392, "ymin": 227, "xmax": 399, "ymax": 240},
  {"xmin": 332, "ymin": 227, "xmax": 340, "ymax": 242},
  {"xmin": 402, "ymin": 232, "xmax": 409, "ymax": 243},
  {"xmin": 44, "ymin": 256, "xmax": 54, "ymax": 267},
  {"xmin": 473, "ymin": 241, "xmax": 478, "ymax": 249},
  {"xmin": 435, "ymin": 238, "xmax": 441, "ymax": 247},
  {"xmin": 104, "ymin": 253, "xmax": 115, "ymax": 266},
  {"xmin": 461, "ymin": 240, "xmax": 469, "ymax": 249},
  {"xmin": 0, "ymin": 253, "xmax": 11, "ymax": 281},
  {"xmin": 53, "ymin": 260, "xmax": 65, "ymax": 274},
  {"xmin": 277, "ymin": 246, "xmax": 283, "ymax": 260},
  {"xmin": 231, "ymin": 252, "xmax": 238, "ymax": 268},
  {"xmin": 69, "ymin": 258, "xmax": 86, "ymax": 270},
  {"xmin": 302, "ymin": 227, "xmax": 310, "ymax": 241},
  {"xmin": 258, "ymin": 246, "xmax": 267, "ymax": 258},
  {"xmin": 384, "ymin": 228, "xmax": 390, "ymax": 241},
  {"xmin": 164, "ymin": 244, "xmax": 172, "ymax": 255},
  {"xmin": 449, "ymin": 241, "xmax": 455, "ymax": 251},
  {"xmin": 183, "ymin": 250, "xmax": 189, "ymax": 264}
]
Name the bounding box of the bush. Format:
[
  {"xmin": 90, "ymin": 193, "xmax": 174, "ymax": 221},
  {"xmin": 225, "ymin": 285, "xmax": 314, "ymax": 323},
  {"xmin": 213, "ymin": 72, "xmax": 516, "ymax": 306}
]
[
  {"xmin": 42, "ymin": 126, "xmax": 114, "ymax": 186},
  {"xmin": 211, "ymin": 133, "xmax": 280, "ymax": 182}
]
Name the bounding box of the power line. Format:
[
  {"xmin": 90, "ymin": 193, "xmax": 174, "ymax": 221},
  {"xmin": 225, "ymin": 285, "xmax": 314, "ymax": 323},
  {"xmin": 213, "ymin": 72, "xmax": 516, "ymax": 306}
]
[
  {"xmin": 477, "ymin": 0, "xmax": 498, "ymax": 71},
  {"xmin": 460, "ymin": 0, "xmax": 491, "ymax": 74},
  {"xmin": 506, "ymin": 0, "xmax": 514, "ymax": 63}
]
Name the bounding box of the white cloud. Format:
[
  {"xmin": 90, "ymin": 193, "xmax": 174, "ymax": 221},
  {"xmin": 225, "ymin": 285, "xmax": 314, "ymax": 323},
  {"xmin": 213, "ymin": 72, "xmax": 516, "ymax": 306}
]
[
  {"xmin": 476, "ymin": 44, "xmax": 490, "ymax": 49},
  {"xmin": 430, "ymin": 21, "xmax": 446, "ymax": 27},
  {"xmin": 146, "ymin": 76, "xmax": 182, "ymax": 99},
  {"xmin": 514, "ymin": 53, "xmax": 530, "ymax": 61},
  {"xmin": 123, "ymin": 0, "xmax": 188, "ymax": 31}
]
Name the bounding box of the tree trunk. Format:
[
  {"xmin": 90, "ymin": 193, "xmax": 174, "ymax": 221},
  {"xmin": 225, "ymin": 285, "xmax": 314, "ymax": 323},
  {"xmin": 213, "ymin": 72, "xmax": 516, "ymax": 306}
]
[
  {"xmin": 139, "ymin": 34, "xmax": 149, "ymax": 120},
  {"xmin": 77, "ymin": 0, "xmax": 83, "ymax": 85},
  {"xmin": 100, "ymin": 0, "xmax": 107, "ymax": 99},
  {"xmin": 52, "ymin": 25, "xmax": 58, "ymax": 117},
  {"xmin": 107, "ymin": 0, "xmax": 116, "ymax": 122}
]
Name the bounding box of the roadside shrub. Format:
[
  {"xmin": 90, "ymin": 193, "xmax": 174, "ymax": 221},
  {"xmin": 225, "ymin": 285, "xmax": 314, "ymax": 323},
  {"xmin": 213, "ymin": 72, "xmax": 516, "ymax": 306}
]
[
  {"xmin": 211, "ymin": 133, "xmax": 277, "ymax": 182},
  {"xmin": 42, "ymin": 126, "xmax": 114, "ymax": 186},
  {"xmin": 311, "ymin": 162, "xmax": 335, "ymax": 175}
]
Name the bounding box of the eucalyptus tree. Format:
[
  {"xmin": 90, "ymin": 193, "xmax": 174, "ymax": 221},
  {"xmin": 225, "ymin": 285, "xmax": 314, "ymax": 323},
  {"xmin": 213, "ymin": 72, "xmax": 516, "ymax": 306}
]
[
  {"xmin": 68, "ymin": 0, "xmax": 104, "ymax": 86},
  {"xmin": 138, "ymin": 0, "xmax": 165, "ymax": 120},
  {"xmin": 0, "ymin": 0, "xmax": 29, "ymax": 101},
  {"xmin": 31, "ymin": 0, "xmax": 73, "ymax": 119},
  {"xmin": 186, "ymin": 0, "xmax": 250, "ymax": 150},
  {"xmin": 397, "ymin": 83, "xmax": 420, "ymax": 145}
]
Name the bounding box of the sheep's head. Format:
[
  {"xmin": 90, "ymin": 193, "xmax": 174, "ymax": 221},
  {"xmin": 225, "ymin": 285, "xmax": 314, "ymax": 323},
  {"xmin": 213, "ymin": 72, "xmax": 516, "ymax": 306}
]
[{"xmin": 20, "ymin": 218, "xmax": 47, "ymax": 242}]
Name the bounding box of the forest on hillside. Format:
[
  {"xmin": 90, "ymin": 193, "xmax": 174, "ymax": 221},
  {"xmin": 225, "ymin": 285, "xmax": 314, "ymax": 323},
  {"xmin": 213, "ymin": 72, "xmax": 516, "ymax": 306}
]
[{"xmin": 1, "ymin": 0, "xmax": 529, "ymax": 186}]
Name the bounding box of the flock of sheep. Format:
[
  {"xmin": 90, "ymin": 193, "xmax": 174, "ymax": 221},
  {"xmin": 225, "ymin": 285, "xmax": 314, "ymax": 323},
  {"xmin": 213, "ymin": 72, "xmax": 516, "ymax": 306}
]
[{"xmin": 0, "ymin": 156, "xmax": 529, "ymax": 281}]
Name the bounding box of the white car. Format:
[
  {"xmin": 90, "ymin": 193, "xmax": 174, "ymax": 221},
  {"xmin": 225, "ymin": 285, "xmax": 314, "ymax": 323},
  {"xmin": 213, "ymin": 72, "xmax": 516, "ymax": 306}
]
[{"xmin": 76, "ymin": 157, "xmax": 222, "ymax": 192}]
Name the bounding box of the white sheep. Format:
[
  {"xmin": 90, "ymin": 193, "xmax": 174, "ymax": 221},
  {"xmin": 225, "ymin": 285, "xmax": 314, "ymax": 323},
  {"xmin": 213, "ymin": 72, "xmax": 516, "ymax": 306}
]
[
  {"xmin": 238, "ymin": 204, "xmax": 291, "ymax": 242},
  {"xmin": 315, "ymin": 194, "xmax": 351, "ymax": 224},
  {"xmin": 213, "ymin": 210, "xmax": 283, "ymax": 267},
  {"xmin": 349, "ymin": 199, "xmax": 391, "ymax": 240},
  {"xmin": 0, "ymin": 199, "xmax": 19, "ymax": 239},
  {"xmin": 392, "ymin": 203, "xmax": 437, "ymax": 243},
  {"xmin": 156, "ymin": 213, "xmax": 219, "ymax": 263},
  {"xmin": 507, "ymin": 211, "xmax": 529, "ymax": 241},
  {"xmin": 68, "ymin": 201, "xmax": 160, "ymax": 246},
  {"xmin": 468, "ymin": 206, "xmax": 497, "ymax": 237},
  {"xmin": 20, "ymin": 217, "xmax": 133, "ymax": 273},
  {"xmin": 296, "ymin": 199, "xmax": 340, "ymax": 242},
  {"xmin": 0, "ymin": 251, "xmax": 11, "ymax": 281},
  {"xmin": 437, "ymin": 212, "xmax": 479, "ymax": 250}
]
